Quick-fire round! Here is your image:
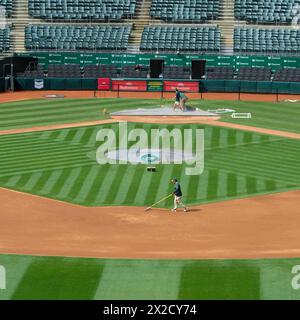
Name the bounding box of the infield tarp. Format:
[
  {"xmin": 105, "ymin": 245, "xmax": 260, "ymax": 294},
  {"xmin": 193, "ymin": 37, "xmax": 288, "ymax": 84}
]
[{"xmin": 111, "ymin": 106, "xmax": 216, "ymax": 117}]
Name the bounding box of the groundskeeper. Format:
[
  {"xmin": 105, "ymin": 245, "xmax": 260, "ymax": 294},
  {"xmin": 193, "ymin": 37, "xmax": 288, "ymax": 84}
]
[
  {"xmin": 171, "ymin": 178, "xmax": 188, "ymax": 212},
  {"xmin": 173, "ymin": 88, "xmax": 181, "ymax": 111}
]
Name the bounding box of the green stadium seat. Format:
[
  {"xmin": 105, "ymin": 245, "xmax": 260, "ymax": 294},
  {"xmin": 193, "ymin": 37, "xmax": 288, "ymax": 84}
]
[
  {"xmin": 28, "ymin": 0, "xmax": 137, "ymax": 21},
  {"xmin": 25, "ymin": 24, "xmax": 132, "ymax": 51},
  {"xmin": 0, "ymin": 0, "xmax": 12, "ymax": 17},
  {"xmin": 235, "ymin": 0, "xmax": 300, "ymax": 24},
  {"xmin": 140, "ymin": 25, "xmax": 220, "ymax": 53},
  {"xmin": 150, "ymin": 0, "xmax": 220, "ymax": 22},
  {"xmin": 234, "ymin": 27, "xmax": 300, "ymax": 54},
  {"xmin": 0, "ymin": 27, "xmax": 10, "ymax": 52}
]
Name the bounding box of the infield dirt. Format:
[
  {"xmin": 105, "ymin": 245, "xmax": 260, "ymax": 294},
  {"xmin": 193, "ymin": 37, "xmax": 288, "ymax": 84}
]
[{"xmin": 0, "ymin": 187, "xmax": 299, "ymax": 260}]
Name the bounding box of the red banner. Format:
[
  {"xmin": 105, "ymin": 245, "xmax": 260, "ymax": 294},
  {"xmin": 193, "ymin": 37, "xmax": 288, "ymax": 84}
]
[
  {"xmin": 112, "ymin": 80, "xmax": 147, "ymax": 91},
  {"xmin": 98, "ymin": 78, "xmax": 111, "ymax": 90},
  {"xmin": 163, "ymin": 81, "xmax": 199, "ymax": 92}
]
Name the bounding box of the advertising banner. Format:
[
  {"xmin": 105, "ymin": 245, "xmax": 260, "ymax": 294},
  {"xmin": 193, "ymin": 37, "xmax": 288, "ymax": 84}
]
[
  {"xmin": 98, "ymin": 78, "xmax": 111, "ymax": 90},
  {"xmin": 112, "ymin": 80, "xmax": 147, "ymax": 91},
  {"xmin": 34, "ymin": 79, "xmax": 44, "ymax": 89},
  {"xmin": 147, "ymin": 80, "xmax": 163, "ymax": 92},
  {"xmin": 163, "ymin": 81, "xmax": 199, "ymax": 92},
  {"xmin": 48, "ymin": 53, "xmax": 63, "ymax": 64}
]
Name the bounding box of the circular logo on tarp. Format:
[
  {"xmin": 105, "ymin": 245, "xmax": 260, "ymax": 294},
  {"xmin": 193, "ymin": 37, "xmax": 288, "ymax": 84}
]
[
  {"xmin": 104, "ymin": 148, "xmax": 195, "ymax": 164},
  {"xmin": 140, "ymin": 153, "xmax": 160, "ymax": 164}
]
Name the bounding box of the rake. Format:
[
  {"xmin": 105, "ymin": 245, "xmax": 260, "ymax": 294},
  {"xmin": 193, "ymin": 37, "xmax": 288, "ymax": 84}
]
[{"xmin": 144, "ymin": 193, "xmax": 173, "ymax": 212}]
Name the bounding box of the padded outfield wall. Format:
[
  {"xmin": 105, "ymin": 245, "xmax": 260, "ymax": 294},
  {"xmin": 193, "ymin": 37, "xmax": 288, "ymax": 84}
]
[{"xmin": 14, "ymin": 78, "xmax": 300, "ymax": 94}]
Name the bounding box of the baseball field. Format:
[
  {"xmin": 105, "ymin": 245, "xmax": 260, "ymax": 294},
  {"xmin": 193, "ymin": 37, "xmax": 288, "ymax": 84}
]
[{"xmin": 0, "ymin": 93, "xmax": 300, "ymax": 300}]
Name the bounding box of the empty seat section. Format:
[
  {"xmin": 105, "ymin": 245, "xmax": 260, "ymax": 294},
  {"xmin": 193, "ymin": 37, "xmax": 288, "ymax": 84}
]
[
  {"xmin": 83, "ymin": 64, "xmax": 119, "ymax": 78},
  {"xmin": 0, "ymin": 0, "xmax": 12, "ymax": 17},
  {"xmin": 273, "ymin": 68, "xmax": 300, "ymax": 82},
  {"xmin": 28, "ymin": 0, "xmax": 137, "ymax": 21},
  {"xmin": 140, "ymin": 25, "xmax": 221, "ymax": 53},
  {"xmin": 234, "ymin": 27, "xmax": 300, "ymax": 54},
  {"xmin": 237, "ymin": 67, "xmax": 272, "ymax": 80},
  {"xmin": 47, "ymin": 64, "xmax": 82, "ymax": 77},
  {"xmin": 0, "ymin": 27, "xmax": 10, "ymax": 52},
  {"xmin": 206, "ymin": 67, "xmax": 234, "ymax": 79},
  {"xmin": 83, "ymin": 65, "xmax": 102, "ymax": 78},
  {"xmin": 121, "ymin": 65, "xmax": 149, "ymax": 78},
  {"xmin": 163, "ymin": 66, "xmax": 190, "ymax": 79},
  {"xmin": 150, "ymin": 0, "xmax": 220, "ymax": 22},
  {"xmin": 235, "ymin": 0, "xmax": 300, "ymax": 24},
  {"xmin": 25, "ymin": 24, "xmax": 132, "ymax": 51}
]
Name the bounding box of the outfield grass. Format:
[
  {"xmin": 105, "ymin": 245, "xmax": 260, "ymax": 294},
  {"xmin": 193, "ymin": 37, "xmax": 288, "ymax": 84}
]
[
  {"xmin": 0, "ymin": 254, "xmax": 299, "ymax": 300},
  {"xmin": 0, "ymin": 98, "xmax": 300, "ymax": 133},
  {"xmin": 0, "ymin": 123, "xmax": 299, "ymax": 207},
  {"xmin": 0, "ymin": 98, "xmax": 159, "ymax": 130},
  {"xmin": 196, "ymin": 100, "xmax": 300, "ymax": 134}
]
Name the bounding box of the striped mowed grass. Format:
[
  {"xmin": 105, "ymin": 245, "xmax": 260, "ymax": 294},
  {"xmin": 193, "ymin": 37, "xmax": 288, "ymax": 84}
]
[
  {"xmin": 0, "ymin": 98, "xmax": 158, "ymax": 130},
  {"xmin": 1, "ymin": 254, "xmax": 300, "ymax": 300},
  {"xmin": 0, "ymin": 98, "xmax": 300, "ymax": 133},
  {"xmin": 0, "ymin": 122, "xmax": 299, "ymax": 207}
]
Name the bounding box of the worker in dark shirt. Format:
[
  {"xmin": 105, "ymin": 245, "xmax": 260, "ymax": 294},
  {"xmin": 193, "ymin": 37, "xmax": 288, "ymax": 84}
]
[
  {"xmin": 171, "ymin": 178, "xmax": 188, "ymax": 212},
  {"xmin": 173, "ymin": 88, "xmax": 181, "ymax": 111}
]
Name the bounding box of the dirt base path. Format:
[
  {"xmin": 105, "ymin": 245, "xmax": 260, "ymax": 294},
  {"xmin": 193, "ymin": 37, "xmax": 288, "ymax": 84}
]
[
  {"xmin": 1, "ymin": 90, "xmax": 300, "ymax": 103},
  {"xmin": 111, "ymin": 116, "xmax": 300, "ymax": 140},
  {"xmin": 196, "ymin": 120, "xmax": 300, "ymax": 140},
  {"xmin": 0, "ymin": 90, "xmax": 299, "ymax": 140},
  {"xmin": 1, "ymin": 115, "xmax": 300, "ymax": 141},
  {"xmin": 0, "ymin": 187, "xmax": 300, "ymax": 260},
  {"xmin": 0, "ymin": 119, "xmax": 117, "ymax": 135}
]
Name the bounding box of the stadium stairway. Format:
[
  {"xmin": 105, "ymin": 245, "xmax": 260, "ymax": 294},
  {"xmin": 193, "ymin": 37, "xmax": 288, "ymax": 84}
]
[
  {"xmin": 126, "ymin": 0, "xmax": 152, "ymax": 51},
  {"xmin": 215, "ymin": 0, "xmax": 244, "ymax": 55},
  {"xmin": 10, "ymin": 0, "xmax": 28, "ymax": 52},
  {"xmin": 9, "ymin": 0, "xmax": 46, "ymax": 53}
]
